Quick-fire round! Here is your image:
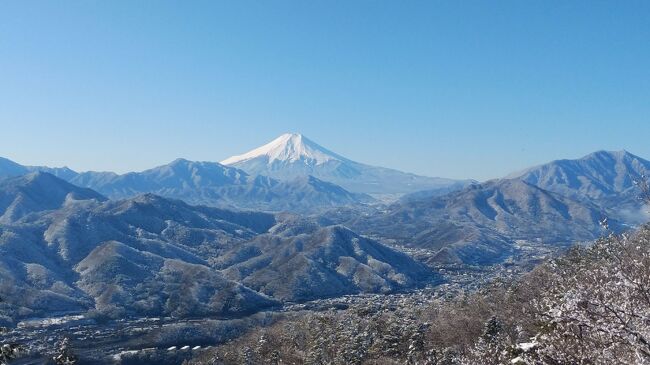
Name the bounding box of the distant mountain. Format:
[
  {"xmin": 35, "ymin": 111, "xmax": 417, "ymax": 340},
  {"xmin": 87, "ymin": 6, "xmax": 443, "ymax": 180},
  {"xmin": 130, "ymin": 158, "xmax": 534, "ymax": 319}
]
[
  {"xmin": 0, "ymin": 182, "xmax": 279, "ymax": 323},
  {"xmin": 0, "ymin": 157, "xmax": 372, "ymax": 213},
  {"xmin": 221, "ymin": 133, "xmax": 472, "ymax": 197},
  {"xmin": 0, "ymin": 157, "xmax": 77, "ymax": 180},
  {"xmin": 215, "ymin": 225, "xmax": 436, "ymax": 302},
  {"xmin": 78, "ymin": 159, "xmax": 372, "ymax": 212},
  {"xmin": 320, "ymin": 151, "xmax": 650, "ymax": 265},
  {"xmin": 0, "ymin": 172, "xmax": 106, "ymax": 223},
  {"xmin": 322, "ymin": 179, "xmax": 610, "ymax": 265},
  {"xmin": 0, "ymin": 157, "xmax": 28, "ymax": 177},
  {"xmin": 70, "ymin": 158, "xmax": 250, "ymax": 196},
  {"xmin": 508, "ymin": 150, "xmax": 650, "ymax": 202},
  {"xmin": 398, "ymin": 181, "xmax": 480, "ymax": 203}
]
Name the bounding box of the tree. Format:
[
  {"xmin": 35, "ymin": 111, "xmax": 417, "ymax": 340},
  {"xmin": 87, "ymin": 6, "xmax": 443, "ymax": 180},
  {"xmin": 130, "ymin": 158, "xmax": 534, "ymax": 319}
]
[
  {"xmin": 53, "ymin": 337, "xmax": 77, "ymax": 365},
  {"xmin": 461, "ymin": 316, "xmax": 514, "ymax": 365},
  {"xmin": 526, "ymin": 227, "xmax": 650, "ymax": 364},
  {"xmin": 1, "ymin": 344, "xmax": 24, "ymax": 365}
]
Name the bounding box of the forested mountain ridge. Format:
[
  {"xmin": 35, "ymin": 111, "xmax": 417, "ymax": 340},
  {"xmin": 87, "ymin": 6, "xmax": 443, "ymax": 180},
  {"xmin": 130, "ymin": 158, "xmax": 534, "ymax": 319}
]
[
  {"xmin": 187, "ymin": 223, "xmax": 650, "ymax": 365},
  {"xmin": 0, "ymin": 173, "xmax": 434, "ymax": 328}
]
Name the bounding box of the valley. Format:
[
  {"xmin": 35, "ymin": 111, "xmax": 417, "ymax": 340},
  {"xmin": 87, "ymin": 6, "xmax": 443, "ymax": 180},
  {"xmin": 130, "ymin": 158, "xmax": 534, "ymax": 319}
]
[{"xmin": 1, "ymin": 247, "xmax": 547, "ymax": 364}]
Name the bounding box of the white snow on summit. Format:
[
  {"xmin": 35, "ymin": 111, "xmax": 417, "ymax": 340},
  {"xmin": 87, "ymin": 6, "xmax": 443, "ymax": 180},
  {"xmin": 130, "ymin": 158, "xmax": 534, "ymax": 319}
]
[
  {"xmin": 220, "ymin": 132, "xmax": 472, "ymax": 196},
  {"xmin": 221, "ymin": 133, "xmax": 347, "ymax": 166}
]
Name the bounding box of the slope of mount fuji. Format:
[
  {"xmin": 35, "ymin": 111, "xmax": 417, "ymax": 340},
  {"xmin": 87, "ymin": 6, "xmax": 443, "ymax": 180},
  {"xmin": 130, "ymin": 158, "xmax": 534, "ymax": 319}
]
[
  {"xmin": 222, "ymin": 132, "xmax": 347, "ymax": 166},
  {"xmin": 222, "ymin": 133, "xmax": 472, "ymax": 197}
]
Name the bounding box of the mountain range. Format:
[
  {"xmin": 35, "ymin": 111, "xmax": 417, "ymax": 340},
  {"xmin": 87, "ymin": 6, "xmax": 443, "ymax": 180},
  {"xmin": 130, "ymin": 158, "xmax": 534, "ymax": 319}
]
[
  {"xmin": 2, "ymin": 136, "xmax": 650, "ymax": 326},
  {"xmin": 0, "ymin": 172, "xmax": 434, "ymax": 326},
  {"xmin": 321, "ymin": 150, "xmax": 650, "ymax": 264},
  {"xmin": 0, "ymin": 133, "xmax": 474, "ymax": 212},
  {"xmin": 0, "ymin": 176, "xmax": 280, "ymax": 323},
  {"xmin": 323, "ymin": 178, "xmax": 611, "ymax": 264},
  {"xmin": 1, "ymin": 158, "xmax": 371, "ymax": 213}
]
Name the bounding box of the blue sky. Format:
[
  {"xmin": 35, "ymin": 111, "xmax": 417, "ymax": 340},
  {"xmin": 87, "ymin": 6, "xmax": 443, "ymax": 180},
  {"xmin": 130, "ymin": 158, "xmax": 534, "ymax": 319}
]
[{"xmin": 1, "ymin": 1, "xmax": 649, "ymax": 180}]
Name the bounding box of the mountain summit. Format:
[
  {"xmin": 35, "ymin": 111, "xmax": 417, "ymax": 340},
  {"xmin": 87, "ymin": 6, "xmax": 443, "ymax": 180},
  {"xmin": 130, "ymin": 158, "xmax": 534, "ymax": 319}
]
[
  {"xmin": 221, "ymin": 133, "xmax": 346, "ymax": 166},
  {"xmin": 222, "ymin": 133, "xmax": 472, "ymax": 197}
]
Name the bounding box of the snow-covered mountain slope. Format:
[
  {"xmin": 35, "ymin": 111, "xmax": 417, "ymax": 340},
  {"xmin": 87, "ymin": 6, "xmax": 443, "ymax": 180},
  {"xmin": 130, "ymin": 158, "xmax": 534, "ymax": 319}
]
[
  {"xmin": 321, "ymin": 179, "xmax": 613, "ymax": 265},
  {"xmin": 507, "ymin": 150, "xmax": 650, "ymax": 210},
  {"xmin": 222, "ymin": 133, "xmax": 347, "ymax": 166},
  {"xmin": 76, "ymin": 159, "xmax": 372, "ymax": 212},
  {"xmin": 0, "ymin": 175, "xmax": 428, "ymax": 324},
  {"xmin": 221, "ymin": 133, "xmax": 473, "ymax": 196},
  {"xmin": 509, "ymin": 151, "xmax": 650, "ymax": 222},
  {"xmin": 0, "ymin": 172, "xmax": 106, "ymax": 223},
  {"xmin": 216, "ymin": 225, "xmax": 436, "ymax": 302},
  {"xmin": 0, "ymin": 184, "xmax": 279, "ymax": 323}
]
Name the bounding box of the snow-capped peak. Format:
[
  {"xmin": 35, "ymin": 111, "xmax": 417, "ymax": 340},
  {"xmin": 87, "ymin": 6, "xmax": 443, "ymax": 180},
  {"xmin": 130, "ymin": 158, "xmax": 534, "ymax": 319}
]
[{"xmin": 221, "ymin": 133, "xmax": 347, "ymax": 165}]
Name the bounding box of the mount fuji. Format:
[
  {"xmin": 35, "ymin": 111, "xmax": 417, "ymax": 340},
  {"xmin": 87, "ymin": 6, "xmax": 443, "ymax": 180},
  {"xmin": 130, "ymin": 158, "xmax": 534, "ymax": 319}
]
[{"xmin": 221, "ymin": 133, "xmax": 472, "ymax": 197}]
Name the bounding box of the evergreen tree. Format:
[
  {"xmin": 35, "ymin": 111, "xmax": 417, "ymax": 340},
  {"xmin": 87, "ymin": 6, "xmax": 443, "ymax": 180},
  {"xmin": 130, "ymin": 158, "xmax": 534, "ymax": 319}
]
[{"xmin": 53, "ymin": 337, "xmax": 77, "ymax": 365}]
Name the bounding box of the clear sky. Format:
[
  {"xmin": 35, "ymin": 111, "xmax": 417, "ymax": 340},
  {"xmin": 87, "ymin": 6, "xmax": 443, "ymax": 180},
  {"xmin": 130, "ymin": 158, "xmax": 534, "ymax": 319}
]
[{"xmin": 1, "ymin": 1, "xmax": 649, "ymax": 180}]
